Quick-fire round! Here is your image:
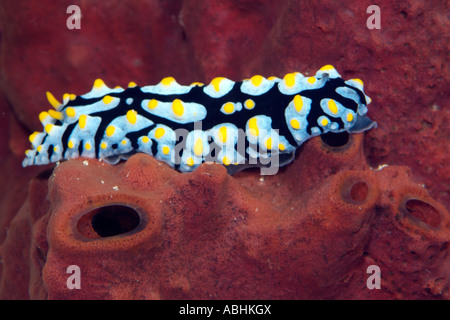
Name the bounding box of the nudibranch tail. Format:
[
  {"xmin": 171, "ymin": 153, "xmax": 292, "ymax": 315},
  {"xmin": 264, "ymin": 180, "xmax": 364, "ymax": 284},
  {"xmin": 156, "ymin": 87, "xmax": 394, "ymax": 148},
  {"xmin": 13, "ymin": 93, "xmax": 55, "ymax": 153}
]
[{"xmin": 23, "ymin": 65, "xmax": 375, "ymax": 174}]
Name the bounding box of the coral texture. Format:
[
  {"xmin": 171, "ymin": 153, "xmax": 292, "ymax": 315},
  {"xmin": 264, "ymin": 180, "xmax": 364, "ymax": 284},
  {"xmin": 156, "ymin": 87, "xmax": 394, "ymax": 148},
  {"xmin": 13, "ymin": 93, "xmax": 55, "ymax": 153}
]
[
  {"xmin": 0, "ymin": 0, "xmax": 448, "ymax": 299},
  {"xmin": 3, "ymin": 134, "xmax": 450, "ymax": 299}
]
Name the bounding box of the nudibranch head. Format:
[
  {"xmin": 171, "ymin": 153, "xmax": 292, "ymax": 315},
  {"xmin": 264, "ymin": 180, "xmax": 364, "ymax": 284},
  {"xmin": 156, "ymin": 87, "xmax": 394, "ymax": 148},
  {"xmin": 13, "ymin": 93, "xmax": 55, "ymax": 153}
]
[{"xmin": 284, "ymin": 65, "xmax": 376, "ymax": 147}]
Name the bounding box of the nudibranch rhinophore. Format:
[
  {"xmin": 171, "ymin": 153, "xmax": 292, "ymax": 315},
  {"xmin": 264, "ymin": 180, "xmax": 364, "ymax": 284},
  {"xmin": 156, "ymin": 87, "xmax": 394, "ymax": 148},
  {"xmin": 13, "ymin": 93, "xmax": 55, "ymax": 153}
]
[{"xmin": 23, "ymin": 65, "xmax": 376, "ymax": 175}]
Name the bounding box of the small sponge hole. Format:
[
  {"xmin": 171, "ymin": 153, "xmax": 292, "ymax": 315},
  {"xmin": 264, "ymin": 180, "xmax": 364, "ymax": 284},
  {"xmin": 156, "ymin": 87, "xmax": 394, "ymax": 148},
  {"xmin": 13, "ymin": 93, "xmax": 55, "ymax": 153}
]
[
  {"xmin": 340, "ymin": 178, "xmax": 370, "ymax": 205},
  {"xmin": 77, "ymin": 205, "xmax": 141, "ymax": 239},
  {"xmin": 405, "ymin": 199, "xmax": 441, "ymax": 228},
  {"xmin": 320, "ymin": 131, "xmax": 350, "ymax": 147}
]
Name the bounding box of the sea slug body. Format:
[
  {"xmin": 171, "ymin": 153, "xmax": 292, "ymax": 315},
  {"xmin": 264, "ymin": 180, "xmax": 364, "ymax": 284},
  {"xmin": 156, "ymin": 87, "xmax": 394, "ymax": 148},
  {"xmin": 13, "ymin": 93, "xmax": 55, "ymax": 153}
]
[{"xmin": 23, "ymin": 65, "xmax": 376, "ymax": 174}]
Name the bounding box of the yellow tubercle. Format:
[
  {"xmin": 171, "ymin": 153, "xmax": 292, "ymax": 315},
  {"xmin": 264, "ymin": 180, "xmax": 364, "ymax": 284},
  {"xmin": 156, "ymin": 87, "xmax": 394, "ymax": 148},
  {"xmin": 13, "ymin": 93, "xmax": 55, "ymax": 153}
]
[
  {"xmin": 278, "ymin": 143, "xmax": 286, "ymax": 151},
  {"xmin": 128, "ymin": 81, "xmax": 137, "ymax": 88},
  {"xmin": 48, "ymin": 109, "xmax": 63, "ymax": 120},
  {"xmin": 328, "ymin": 100, "xmax": 338, "ymax": 114},
  {"xmin": 68, "ymin": 140, "xmax": 74, "ymax": 149},
  {"xmin": 65, "ymin": 107, "xmax": 76, "ymax": 118},
  {"xmin": 211, "ymin": 77, "xmax": 225, "ymax": 92},
  {"xmin": 63, "ymin": 93, "xmax": 77, "ymax": 101},
  {"xmin": 172, "ymin": 99, "xmax": 184, "ymax": 117},
  {"xmin": 93, "ymin": 79, "xmax": 106, "ymax": 89},
  {"xmin": 106, "ymin": 125, "xmax": 115, "ymax": 137},
  {"xmin": 162, "ymin": 146, "xmax": 170, "ymax": 155},
  {"xmin": 39, "ymin": 111, "xmax": 49, "ymax": 123},
  {"xmin": 244, "ymin": 99, "xmax": 255, "ymax": 110},
  {"xmin": 307, "ymin": 77, "xmax": 316, "ymax": 84},
  {"xmin": 320, "ymin": 118, "xmax": 329, "ymax": 126},
  {"xmin": 353, "ymin": 78, "xmax": 364, "ymax": 86},
  {"xmin": 347, "ymin": 113, "xmax": 354, "ymax": 122},
  {"xmin": 142, "ymin": 136, "xmax": 150, "ymax": 144},
  {"xmin": 290, "ymin": 119, "xmax": 300, "ymax": 130},
  {"xmin": 46, "ymin": 91, "xmax": 62, "ymax": 109},
  {"xmin": 29, "ymin": 131, "xmax": 40, "ymax": 143},
  {"xmin": 319, "ymin": 64, "xmax": 335, "ymax": 71},
  {"xmin": 187, "ymin": 157, "xmax": 195, "ymax": 167},
  {"xmin": 222, "ymin": 156, "xmax": 231, "ymax": 166},
  {"xmin": 194, "ymin": 138, "xmax": 203, "ymax": 156},
  {"xmin": 102, "ymin": 95, "xmax": 114, "ymax": 105},
  {"xmin": 161, "ymin": 77, "xmax": 175, "ymax": 86},
  {"xmin": 283, "ymin": 73, "xmax": 296, "ymax": 88},
  {"xmin": 293, "ymin": 95, "xmax": 303, "ymax": 112},
  {"xmin": 100, "ymin": 142, "xmax": 108, "ymax": 149},
  {"xmin": 265, "ymin": 137, "xmax": 272, "ymax": 150},
  {"xmin": 148, "ymin": 99, "xmax": 158, "ymax": 109},
  {"xmin": 250, "ymin": 75, "xmax": 263, "ymax": 87},
  {"xmin": 223, "ymin": 102, "xmax": 234, "ymax": 114},
  {"xmin": 85, "ymin": 142, "xmax": 92, "ymax": 150},
  {"xmin": 44, "ymin": 124, "xmax": 54, "ymax": 134},
  {"xmin": 126, "ymin": 109, "xmax": 137, "ymax": 125},
  {"xmin": 248, "ymin": 118, "xmax": 259, "ymax": 137},
  {"xmin": 79, "ymin": 114, "xmax": 87, "ymax": 129},
  {"xmin": 218, "ymin": 126, "xmax": 227, "ymax": 143},
  {"xmin": 155, "ymin": 127, "xmax": 165, "ymax": 139}
]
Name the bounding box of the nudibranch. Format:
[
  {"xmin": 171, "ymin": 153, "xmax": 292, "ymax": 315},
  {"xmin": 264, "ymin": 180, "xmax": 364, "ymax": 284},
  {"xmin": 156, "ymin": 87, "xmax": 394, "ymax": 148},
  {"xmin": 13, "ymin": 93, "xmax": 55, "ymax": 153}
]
[{"xmin": 22, "ymin": 65, "xmax": 376, "ymax": 174}]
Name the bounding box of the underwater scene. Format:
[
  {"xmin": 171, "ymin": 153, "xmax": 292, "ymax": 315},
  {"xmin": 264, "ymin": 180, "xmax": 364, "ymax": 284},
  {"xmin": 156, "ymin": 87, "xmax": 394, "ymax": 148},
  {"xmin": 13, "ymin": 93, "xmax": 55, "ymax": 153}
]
[{"xmin": 0, "ymin": 0, "xmax": 448, "ymax": 302}]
